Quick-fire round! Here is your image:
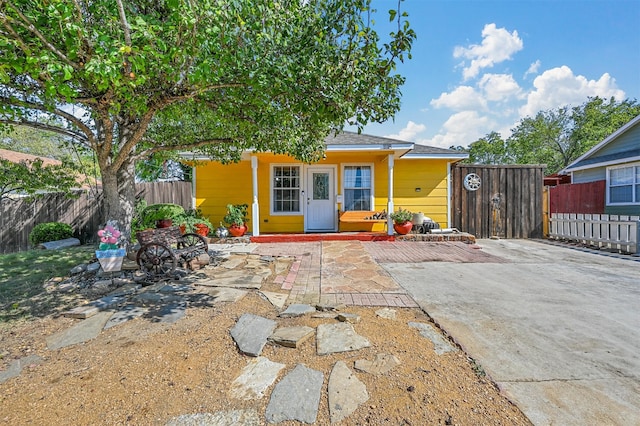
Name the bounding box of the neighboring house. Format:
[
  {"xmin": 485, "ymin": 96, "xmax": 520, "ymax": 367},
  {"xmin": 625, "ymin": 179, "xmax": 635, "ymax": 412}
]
[
  {"xmin": 0, "ymin": 148, "xmax": 63, "ymax": 167},
  {"xmin": 0, "ymin": 148, "xmax": 96, "ymax": 192},
  {"xmin": 189, "ymin": 132, "xmax": 468, "ymax": 236},
  {"xmin": 559, "ymin": 114, "xmax": 640, "ymax": 216}
]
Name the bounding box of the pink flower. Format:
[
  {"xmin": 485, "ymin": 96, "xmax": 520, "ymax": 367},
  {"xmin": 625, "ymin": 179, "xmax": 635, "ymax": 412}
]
[{"xmin": 98, "ymin": 225, "xmax": 121, "ymax": 245}]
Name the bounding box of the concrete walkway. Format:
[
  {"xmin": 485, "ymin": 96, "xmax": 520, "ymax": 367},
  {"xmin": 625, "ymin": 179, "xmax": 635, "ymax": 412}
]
[{"xmin": 382, "ymin": 238, "xmax": 640, "ymax": 426}]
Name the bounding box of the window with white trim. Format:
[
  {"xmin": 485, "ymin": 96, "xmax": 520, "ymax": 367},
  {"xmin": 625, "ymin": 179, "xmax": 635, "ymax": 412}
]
[
  {"xmin": 607, "ymin": 163, "xmax": 640, "ymax": 205},
  {"xmin": 343, "ymin": 165, "xmax": 372, "ymax": 211},
  {"xmin": 272, "ymin": 165, "xmax": 301, "ymax": 213}
]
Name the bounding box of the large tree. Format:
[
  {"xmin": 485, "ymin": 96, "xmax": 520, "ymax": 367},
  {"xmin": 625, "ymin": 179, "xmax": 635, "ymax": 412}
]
[
  {"xmin": 0, "ymin": 0, "xmax": 414, "ymax": 235},
  {"xmin": 460, "ymin": 97, "xmax": 640, "ymax": 173}
]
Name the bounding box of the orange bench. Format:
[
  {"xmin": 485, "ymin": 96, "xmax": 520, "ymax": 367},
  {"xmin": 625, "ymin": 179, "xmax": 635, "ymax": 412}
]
[{"xmin": 339, "ymin": 211, "xmax": 387, "ymax": 223}]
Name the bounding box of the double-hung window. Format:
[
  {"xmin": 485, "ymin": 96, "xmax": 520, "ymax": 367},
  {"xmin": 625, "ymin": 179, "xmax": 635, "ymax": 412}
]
[
  {"xmin": 272, "ymin": 165, "xmax": 301, "ymax": 213},
  {"xmin": 343, "ymin": 165, "xmax": 372, "ymax": 211},
  {"xmin": 608, "ymin": 163, "xmax": 640, "ymax": 205}
]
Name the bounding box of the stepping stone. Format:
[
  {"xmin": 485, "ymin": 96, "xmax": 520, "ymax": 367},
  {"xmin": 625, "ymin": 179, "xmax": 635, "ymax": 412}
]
[
  {"xmin": 0, "ymin": 355, "xmax": 44, "ymax": 384},
  {"xmin": 230, "ymin": 314, "xmax": 277, "ymax": 357},
  {"xmin": 222, "ymin": 256, "xmax": 245, "ymax": 269},
  {"xmin": 104, "ymin": 305, "xmax": 148, "ymax": 330},
  {"xmin": 328, "ymin": 361, "xmax": 369, "ymax": 424},
  {"xmin": 408, "ymin": 322, "xmax": 457, "ymax": 355},
  {"xmin": 135, "ymin": 292, "xmax": 181, "ymax": 304},
  {"xmin": 265, "ymin": 364, "xmax": 323, "ymax": 424},
  {"xmin": 269, "ymin": 326, "xmax": 315, "ymax": 348},
  {"xmin": 196, "ymin": 272, "xmax": 264, "ymax": 289},
  {"xmin": 230, "ymin": 356, "xmax": 285, "ymax": 400},
  {"xmin": 376, "ymin": 307, "xmax": 397, "ymax": 320},
  {"xmin": 165, "ymin": 409, "xmax": 261, "ymax": 426},
  {"xmin": 337, "ymin": 313, "xmax": 361, "ymax": 323},
  {"xmin": 203, "ymin": 287, "xmax": 248, "ymax": 303},
  {"xmin": 88, "ymin": 295, "xmax": 126, "ymax": 310},
  {"xmin": 311, "ymin": 312, "xmax": 338, "ymax": 319},
  {"xmin": 156, "ymin": 284, "xmax": 192, "ymax": 293},
  {"xmin": 149, "ymin": 301, "xmax": 187, "ymax": 324},
  {"xmin": 228, "ymin": 243, "xmax": 258, "ymax": 254},
  {"xmin": 354, "ymin": 353, "xmax": 401, "ymax": 375},
  {"xmin": 64, "ymin": 305, "xmax": 100, "ymax": 319},
  {"xmin": 279, "ymin": 304, "xmax": 316, "ymax": 317},
  {"xmin": 46, "ymin": 311, "xmax": 113, "ymax": 350},
  {"xmin": 316, "ymin": 323, "xmax": 371, "ymax": 355},
  {"xmin": 259, "ymin": 291, "xmax": 288, "ymax": 309}
]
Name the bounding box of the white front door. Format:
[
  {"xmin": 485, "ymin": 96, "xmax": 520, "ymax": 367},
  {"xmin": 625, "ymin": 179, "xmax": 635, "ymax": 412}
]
[{"xmin": 305, "ymin": 167, "xmax": 336, "ymax": 232}]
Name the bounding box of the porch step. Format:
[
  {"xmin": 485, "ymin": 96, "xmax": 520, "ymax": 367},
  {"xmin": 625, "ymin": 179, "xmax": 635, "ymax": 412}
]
[{"xmin": 250, "ymin": 233, "xmax": 395, "ymax": 243}]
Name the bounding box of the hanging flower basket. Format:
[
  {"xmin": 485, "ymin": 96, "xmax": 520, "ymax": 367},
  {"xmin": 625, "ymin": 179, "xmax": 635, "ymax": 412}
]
[{"xmin": 96, "ymin": 248, "xmax": 126, "ymax": 272}]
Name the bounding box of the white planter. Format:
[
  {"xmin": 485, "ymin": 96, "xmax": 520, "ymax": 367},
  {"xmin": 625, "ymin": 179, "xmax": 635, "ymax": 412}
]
[{"xmin": 95, "ymin": 249, "xmax": 126, "ymax": 272}]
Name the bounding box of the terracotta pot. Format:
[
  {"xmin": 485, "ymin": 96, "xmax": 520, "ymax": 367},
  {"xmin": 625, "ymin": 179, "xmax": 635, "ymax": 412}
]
[
  {"xmin": 228, "ymin": 224, "xmax": 246, "ymax": 237},
  {"xmin": 193, "ymin": 223, "xmax": 209, "ymax": 237},
  {"xmin": 179, "ymin": 224, "xmax": 187, "ymax": 234},
  {"xmin": 156, "ymin": 219, "xmax": 172, "ymax": 228},
  {"xmin": 393, "ymin": 221, "xmax": 413, "ymax": 235}
]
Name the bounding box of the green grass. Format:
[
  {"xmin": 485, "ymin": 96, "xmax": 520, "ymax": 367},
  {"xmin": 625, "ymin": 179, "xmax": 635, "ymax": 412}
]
[{"xmin": 0, "ymin": 246, "xmax": 95, "ymax": 324}]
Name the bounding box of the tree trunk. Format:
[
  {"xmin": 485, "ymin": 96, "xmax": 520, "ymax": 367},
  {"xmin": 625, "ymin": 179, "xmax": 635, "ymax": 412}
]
[{"xmin": 101, "ymin": 159, "xmax": 136, "ymax": 243}]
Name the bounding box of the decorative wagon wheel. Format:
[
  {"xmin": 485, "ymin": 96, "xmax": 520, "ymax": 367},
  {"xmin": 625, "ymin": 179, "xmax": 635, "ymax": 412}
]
[
  {"xmin": 177, "ymin": 233, "xmax": 208, "ymax": 264},
  {"xmin": 463, "ymin": 173, "xmax": 481, "ymax": 191},
  {"xmin": 136, "ymin": 243, "xmax": 177, "ymax": 280}
]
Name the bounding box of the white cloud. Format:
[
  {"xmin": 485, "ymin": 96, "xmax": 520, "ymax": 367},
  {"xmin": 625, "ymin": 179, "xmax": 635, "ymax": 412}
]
[
  {"xmin": 519, "ymin": 66, "xmax": 626, "ymax": 118},
  {"xmin": 454, "ymin": 23, "xmax": 523, "ymax": 80},
  {"xmin": 430, "ymin": 86, "xmax": 487, "ymax": 111},
  {"xmin": 423, "ymin": 111, "xmax": 495, "ymax": 148},
  {"xmin": 478, "ymin": 74, "xmax": 522, "ymax": 101},
  {"xmin": 385, "ymin": 121, "xmax": 426, "ymax": 141},
  {"xmin": 524, "ymin": 60, "xmax": 541, "ymax": 78}
]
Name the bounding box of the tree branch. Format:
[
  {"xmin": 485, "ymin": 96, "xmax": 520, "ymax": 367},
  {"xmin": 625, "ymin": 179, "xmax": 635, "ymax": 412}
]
[
  {"xmin": 5, "ymin": 1, "xmax": 81, "ymax": 70},
  {"xmin": 0, "ymin": 119, "xmax": 89, "ymax": 142},
  {"xmin": 115, "ymin": 0, "xmax": 132, "ymax": 74},
  {"xmin": 0, "ymin": 95, "xmax": 96, "ymax": 145}
]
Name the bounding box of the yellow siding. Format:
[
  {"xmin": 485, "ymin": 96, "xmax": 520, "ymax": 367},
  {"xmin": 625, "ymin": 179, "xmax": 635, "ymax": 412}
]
[{"xmin": 194, "ymin": 152, "xmax": 453, "ymax": 233}]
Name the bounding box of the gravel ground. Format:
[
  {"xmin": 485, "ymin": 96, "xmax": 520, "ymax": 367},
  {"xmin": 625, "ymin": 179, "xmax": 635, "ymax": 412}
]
[{"xmin": 0, "ymin": 259, "xmax": 531, "ymax": 425}]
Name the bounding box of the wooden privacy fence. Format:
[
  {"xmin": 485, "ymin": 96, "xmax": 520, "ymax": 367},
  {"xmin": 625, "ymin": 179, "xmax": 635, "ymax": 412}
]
[
  {"xmin": 452, "ymin": 165, "xmax": 546, "ymax": 239},
  {"xmin": 0, "ymin": 181, "xmax": 192, "ymax": 254},
  {"xmin": 548, "ymin": 181, "xmax": 605, "ymax": 214},
  {"xmin": 549, "ymin": 213, "xmax": 640, "ymax": 254}
]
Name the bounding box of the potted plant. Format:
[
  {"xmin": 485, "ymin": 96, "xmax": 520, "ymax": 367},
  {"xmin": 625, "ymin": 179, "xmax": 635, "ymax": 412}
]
[
  {"xmin": 178, "ymin": 209, "xmax": 213, "ymax": 237},
  {"xmin": 223, "ymin": 203, "xmax": 248, "ymax": 237},
  {"xmin": 95, "ymin": 220, "xmax": 126, "ymax": 272},
  {"xmin": 390, "ymin": 208, "xmax": 414, "ymax": 235}
]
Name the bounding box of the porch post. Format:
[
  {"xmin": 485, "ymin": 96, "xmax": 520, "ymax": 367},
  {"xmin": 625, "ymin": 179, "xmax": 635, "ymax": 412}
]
[
  {"xmin": 387, "ymin": 154, "xmax": 394, "ymax": 235},
  {"xmin": 447, "ymin": 161, "xmax": 452, "ymax": 228},
  {"xmin": 251, "ymin": 155, "xmax": 260, "ymax": 236}
]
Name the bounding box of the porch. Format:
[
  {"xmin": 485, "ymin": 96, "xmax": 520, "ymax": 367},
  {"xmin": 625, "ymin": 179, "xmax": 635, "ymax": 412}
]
[{"xmin": 207, "ymin": 231, "xmax": 476, "ymax": 244}]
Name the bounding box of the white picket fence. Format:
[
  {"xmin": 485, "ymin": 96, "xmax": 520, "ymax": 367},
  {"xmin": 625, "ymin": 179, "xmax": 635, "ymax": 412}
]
[{"xmin": 549, "ymin": 213, "xmax": 640, "ymax": 254}]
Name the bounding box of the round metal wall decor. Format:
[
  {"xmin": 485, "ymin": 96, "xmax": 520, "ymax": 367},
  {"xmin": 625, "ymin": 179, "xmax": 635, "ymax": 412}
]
[{"xmin": 463, "ymin": 173, "xmax": 481, "ymax": 191}]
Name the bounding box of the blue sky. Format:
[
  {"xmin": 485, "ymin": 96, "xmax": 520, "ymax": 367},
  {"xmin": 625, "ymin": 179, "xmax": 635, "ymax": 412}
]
[{"xmin": 355, "ymin": 0, "xmax": 640, "ymax": 148}]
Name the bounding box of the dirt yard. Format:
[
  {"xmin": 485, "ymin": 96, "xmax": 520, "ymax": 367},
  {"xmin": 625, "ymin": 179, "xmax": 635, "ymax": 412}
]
[{"xmin": 0, "ymin": 258, "xmax": 531, "ymax": 425}]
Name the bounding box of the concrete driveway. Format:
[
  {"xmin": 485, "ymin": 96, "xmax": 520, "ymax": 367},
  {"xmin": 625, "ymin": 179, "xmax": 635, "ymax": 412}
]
[{"xmin": 381, "ymin": 239, "xmax": 640, "ymax": 426}]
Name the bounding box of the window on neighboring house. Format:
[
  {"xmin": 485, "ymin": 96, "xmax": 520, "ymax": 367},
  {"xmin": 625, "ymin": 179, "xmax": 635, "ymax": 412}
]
[
  {"xmin": 343, "ymin": 165, "xmax": 372, "ymax": 211},
  {"xmin": 272, "ymin": 165, "xmax": 301, "ymax": 213},
  {"xmin": 608, "ymin": 163, "xmax": 640, "ymax": 204}
]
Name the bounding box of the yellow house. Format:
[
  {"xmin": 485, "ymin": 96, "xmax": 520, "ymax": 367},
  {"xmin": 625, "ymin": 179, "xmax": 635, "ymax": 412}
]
[{"xmin": 190, "ymin": 132, "xmax": 468, "ymax": 236}]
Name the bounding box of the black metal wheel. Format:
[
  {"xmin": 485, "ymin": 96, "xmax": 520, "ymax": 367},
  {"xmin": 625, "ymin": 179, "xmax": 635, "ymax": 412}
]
[{"xmin": 136, "ymin": 243, "xmax": 177, "ymax": 279}]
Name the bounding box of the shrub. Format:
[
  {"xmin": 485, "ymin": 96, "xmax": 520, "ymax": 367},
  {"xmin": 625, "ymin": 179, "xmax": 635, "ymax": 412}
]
[{"xmin": 29, "ymin": 222, "xmax": 73, "ymax": 246}]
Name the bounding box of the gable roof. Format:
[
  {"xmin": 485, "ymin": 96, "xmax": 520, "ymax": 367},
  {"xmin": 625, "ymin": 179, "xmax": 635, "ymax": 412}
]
[
  {"xmin": 560, "ymin": 114, "xmax": 640, "ymax": 174},
  {"xmin": 319, "ymin": 131, "xmax": 468, "ymax": 159},
  {"xmin": 182, "ymin": 131, "xmax": 469, "ymax": 161}
]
